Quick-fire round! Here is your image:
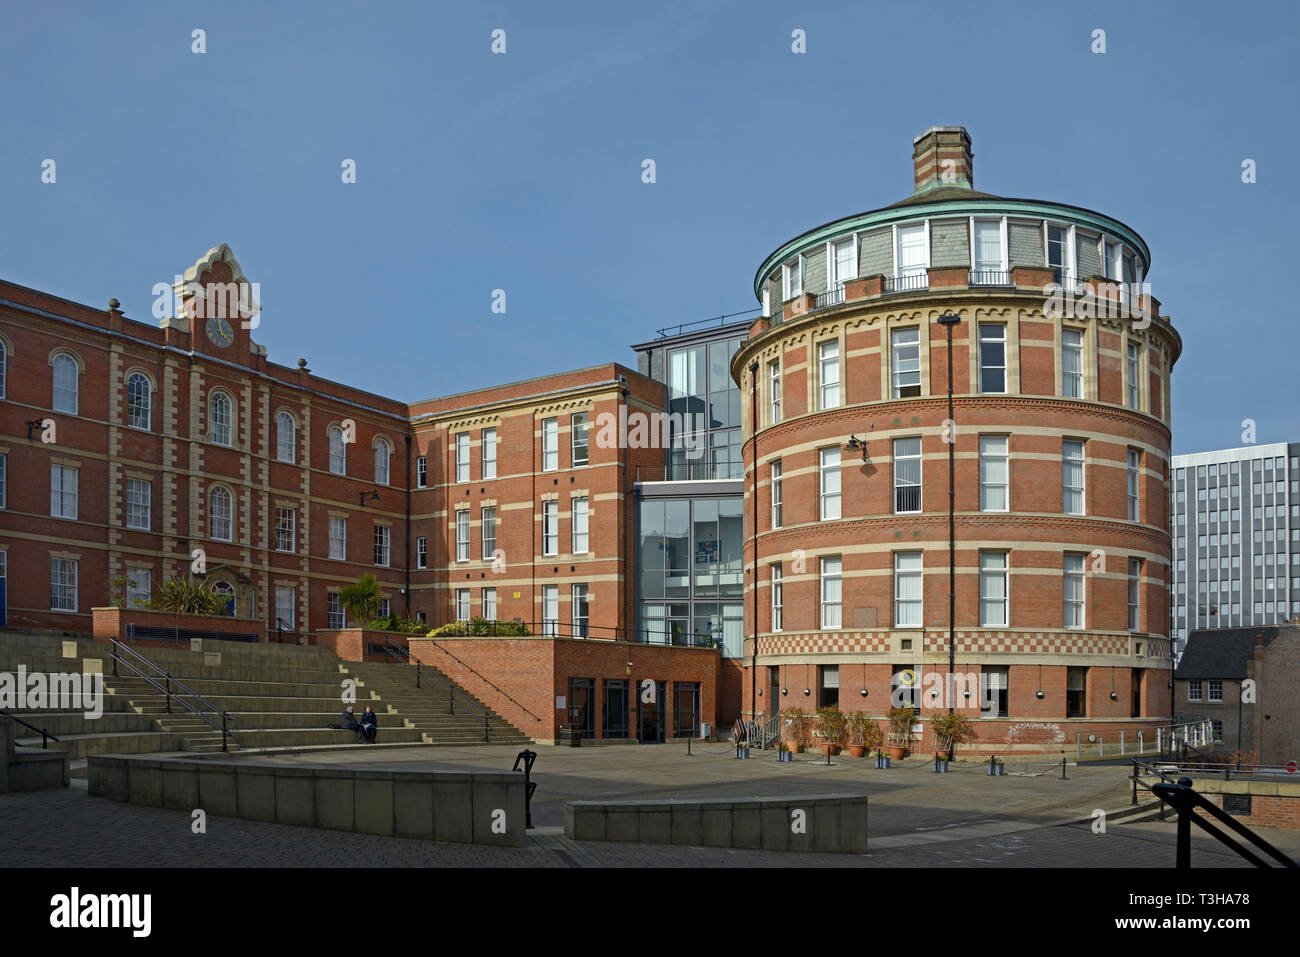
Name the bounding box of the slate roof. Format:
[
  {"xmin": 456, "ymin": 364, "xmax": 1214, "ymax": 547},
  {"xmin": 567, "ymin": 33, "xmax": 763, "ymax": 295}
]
[{"xmin": 1175, "ymin": 627, "xmax": 1279, "ymax": 680}]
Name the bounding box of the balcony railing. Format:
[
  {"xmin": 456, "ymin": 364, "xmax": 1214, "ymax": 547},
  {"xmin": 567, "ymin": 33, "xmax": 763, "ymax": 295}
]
[
  {"xmin": 969, "ymin": 268, "xmax": 1012, "ymax": 287},
  {"xmin": 814, "ymin": 285, "xmax": 846, "ymax": 309},
  {"xmin": 884, "ymin": 272, "xmax": 929, "ymax": 294}
]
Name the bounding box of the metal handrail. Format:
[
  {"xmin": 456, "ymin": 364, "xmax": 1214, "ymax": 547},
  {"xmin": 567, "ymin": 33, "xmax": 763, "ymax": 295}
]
[
  {"xmin": 0, "ymin": 709, "xmax": 62, "ymax": 749},
  {"xmin": 406, "ymin": 638, "xmax": 543, "ymax": 724},
  {"xmin": 434, "ymin": 618, "xmax": 721, "ymax": 649},
  {"xmin": 273, "ymin": 617, "xmax": 305, "ymax": 645},
  {"xmin": 107, "ymin": 637, "xmax": 237, "ymax": 752},
  {"xmin": 1151, "ymin": 776, "xmax": 1297, "ymax": 868},
  {"xmin": 380, "ymin": 640, "xmax": 494, "ymax": 741}
]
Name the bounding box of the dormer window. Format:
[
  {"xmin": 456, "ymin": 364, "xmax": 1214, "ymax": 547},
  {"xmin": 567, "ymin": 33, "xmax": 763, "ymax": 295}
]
[
  {"xmin": 782, "ymin": 259, "xmax": 803, "ymax": 300},
  {"xmin": 970, "ymin": 218, "xmax": 1007, "ymax": 284}
]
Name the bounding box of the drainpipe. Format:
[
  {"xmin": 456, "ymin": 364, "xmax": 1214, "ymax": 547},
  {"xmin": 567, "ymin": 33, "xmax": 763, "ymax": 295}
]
[
  {"xmin": 748, "ymin": 360, "xmax": 759, "ymax": 723},
  {"xmin": 404, "ymin": 434, "xmax": 412, "ymax": 617}
]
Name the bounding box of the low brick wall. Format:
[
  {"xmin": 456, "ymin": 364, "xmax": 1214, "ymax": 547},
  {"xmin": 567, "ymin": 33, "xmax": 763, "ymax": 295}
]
[
  {"xmin": 564, "ymin": 793, "xmax": 867, "ymax": 853},
  {"xmin": 316, "ymin": 628, "xmax": 409, "ymax": 663},
  {"xmin": 1192, "ymin": 777, "xmax": 1300, "ymax": 830},
  {"xmin": 91, "ymin": 607, "xmax": 266, "ymax": 648},
  {"xmin": 88, "ymin": 754, "xmax": 526, "ymax": 846}
]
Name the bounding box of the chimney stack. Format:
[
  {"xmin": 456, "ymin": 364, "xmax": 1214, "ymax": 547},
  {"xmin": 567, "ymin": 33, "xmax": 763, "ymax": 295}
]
[{"xmin": 912, "ymin": 126, "xmax": 973, "ymax": 194}]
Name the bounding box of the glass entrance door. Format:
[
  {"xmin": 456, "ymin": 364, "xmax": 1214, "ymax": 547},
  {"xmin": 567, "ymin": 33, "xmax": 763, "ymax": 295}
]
[
  {"xmin": 569, "ymin": 677, "xmax": 594, "ymax": 738},
  {"xmin": 636, "ymin": 679, "xmax": 665, "ymax": 743},
  {"xmin": 603, "ymin": 679, "xmax": 629, "ymax": 738}
]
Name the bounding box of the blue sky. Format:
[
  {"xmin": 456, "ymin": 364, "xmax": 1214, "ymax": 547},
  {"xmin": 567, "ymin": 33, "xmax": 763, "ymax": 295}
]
[{"xmin": 2, "ymin": 0, "xmax": 1296, "ymax": 454}]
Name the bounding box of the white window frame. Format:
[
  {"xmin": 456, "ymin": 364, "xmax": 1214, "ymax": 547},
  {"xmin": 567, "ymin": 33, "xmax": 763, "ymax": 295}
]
[
  {"xmin": 771, "ymin": 460, "xmax": 783, "ymax": 529},
  {"xmin": 416, "ymin": 455, "xmax": 427, "ymax": 488},
  {"xmin": 1064, "ymin": 553, "xmax": 1086, "ymax": 629},
  {"xmin": 541, "ymin": 418, "xmax": 558, "ymax": 472},
  {"xmin": 210, "ymin": 391, "xmax": 233, "ymax": 447},
  {"xmin": 969, "ymin": 217, "xmax": 1008, "ymax": 280},
  {"xmin": 50, "ymin": 464, "xmax": 78, "ymax": 519},
  {"xmin": 571, "ymin": 414, "xmax": 589, "ymax": 469},
  {"xmin": 894, "ymin": 551, "xmax": 924, "ymax": 628},
  {"xmin": 828, "ymin": 235, "xmax": 857, "ymax": 290},
  {"xmin": 275, "ymin": 506, "xmax": 296, "ymax": 553},
  {"xmin": 209, "ymin": 486, "xmax": 233, "ymax": 541},
  {"xmin": 329, "ymin": 516, "xmax": 347, "ymax": 560},
  {"xmin": 893, "ymin": 221, "xmax": 930, "ymax": 288},
  {"xmin": 125, "ymin": 478, "xmax": 151, "ymax": 531},
  {"xmin": 52, "ymin": 353, "xmax": 78, "ymax": 415},
  {"xmin": 979, "ymin": 436, "xmax": 1009, "ymax": 512},
  {"xmin": 820, "ymin": 556, "xmax": 842, "ymax": 630},
  {"xmin": 482, "ymin": 587, "xmax": 497, "ymax": 621},
  {"xmin": 542, "ymin": 585, "xmax": 559, "ymax": 636},
  {"xmin": 50, "ymin": 557, "xmax": 78, "ymax": 612},
  {"xmin": 126, "ymin": 372, "xmax": 151, "ymax": 430},
  {"xmin": 1063, "ymin": 439, "xmax": 1086, "ymax": 516},
  {"xmin": 979, "ymin": 551, "xmax": 1009, "ymax": 627},
  {"xmin": 0, "ymin": 453, "xmax": 6, "ymax": 509},
  {"xmin": 1127, "ymin": 449, "xmax": 1141, "ymax": 521},
  {"xmin": 891, "ymin": 326, "xmax": 921, "ymax": 398},
  {"xmin": 572, "ymin": 497, "xmax": 589, "ymax": 554},
  {"xmin": 455, "ymin": 589, "xmax": 471, "ymax": 623},
  {"xmin": 481, "ymin": 506, "xmax": 497, "ymax": 560},
  {"xmin": 771, "ymin": 563, "xmax": 783, "ymax": 632},
  {"xmin": 572, "ymin": 583, "xmax": 589, "ymax": 637},
  {"xmin": 373, "ymin": 523, "xmax": 391, "ymax": 567},
  {"xmin": 456, "ymin": 432, "xmax": 470, "ymax": 483},
  {"xmin": 768, "ymin": 358, "xmax": 781, "ymax": 425},
  {"xmin": 482, "ymin": 428, "xmax": 497, "ymax": 480},
  {"xmin": 328, "ymin": 426, "xmax": 347, "ymax": 475},
  {"xmin": 1126, "ymin": 341, "xmax": 1141, "ymax": 410},
  {"xmin": 818, "ymin": 339, "xmax": 840, "ymax": 410},
  {"xmin": 819, "ymin": 447, "xmax": 841, "ymax": 521},
  {"xmin": 978, "ymin": 323, "xmax": 1007, "ymax": 394},
  {"xmin": 782, "ymin": 258, "xmax": 803, "ymax": 301},
  {"xmin": 374, "ymin": 438, "xmax": 391, "ymax": 485},
  {"xmin": 125, "ymin": 567, "xmax": 151, "ymax": 607},
  {"xmin": 893, "ymin": 437, "xmax": 922, "ymax": 514},
  {"xmin": 455, "ymin": 509, "xmax": 470, "ymax": 562},
  {"xmin": 276, "ymin": 411, "xmax": 296, "ymax": 463},
  {"xmin": 1128, "ymin": 558, "xmax": 1141, "ymax": 632},
  {"xmin": 1061, "ymin": 327, "xmax": 1084, "ymax": 399},
  {"xmin": 327, "ymin": 592, "xmax": 345, "ymax": 629},
  {"xmin": 416, "ymin": 536, "xmax": 428, "ymax": 569},
  {"xmin": 1044, "ymin": 221, "xmax": 1077, "ymax": 286},
  {"xmin": 542, "ymin": 500, "xmax": 558, "ymax": 556}
]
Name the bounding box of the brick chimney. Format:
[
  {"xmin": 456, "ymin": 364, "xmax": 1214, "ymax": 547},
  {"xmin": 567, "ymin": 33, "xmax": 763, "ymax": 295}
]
[{"xmin": 912, "ymin": 126, "xmax": 973, "ymax": 194}]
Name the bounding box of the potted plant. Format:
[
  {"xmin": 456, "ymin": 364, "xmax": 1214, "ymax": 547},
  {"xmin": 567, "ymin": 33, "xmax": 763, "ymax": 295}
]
[
  {"xmin": 874, "ymin": 748, "xmax": 890, "ymax": 769},
  {"xmin": 339, "ymin": 573, "xmax": 382, "ymax": 626},
  {"xmin": 846, "ymin": 712, "xmax": 882, "ymax": 758},
  {"xmin": 777, "ymin": 740, "xmax": 793, "ymax": 763},
  {"xmin": 929, "ymin": 711, "xmax": 976, "ymax": 761},
  {"xmin": 988, "ymin": 755, "xmax": 1005, "ymax": 776},
  {"xmin": 887, "ymin": 706, "xmax": 916, "ymax": 760},
  {"xmin": 781, "ymin": 707, "xmax": 810, "ymax": 753},
  {"xmin": 816, "ymin": 706, "xmax": 847, "ymax": 756}
]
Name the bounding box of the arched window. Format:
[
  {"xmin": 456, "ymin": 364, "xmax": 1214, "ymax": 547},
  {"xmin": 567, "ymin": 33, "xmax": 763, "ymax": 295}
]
[
  {"xmin": 276, "ymin": 411, "xmax": 297, "ymax": 463},
  {"xmin": 374, "ymin": 437, "xmax": 391, "ymax": 485},
  {"xmin": 126, "ymin": 373, "xmax": 151, "ymax": 430},
  {"xmin": 210, "ymin": 392, "xmax": 233, "ymax": 446},
  {"xmin": 0, "ymin": 339, "xmax": 7, "ymax": 399},
  {"xmin": 52, "ymin": 353, "xmax": 78, "ymax": 414},
  {"xmin": 209, "ymin": 486, "xmax": 233, "ymax": 541},
  {"xmin": 213, "ymin": 580, "xmax": 236, "ymax": 617},
  {"xmin": 328, "ymin": 425, "xmax": 346, "ymax": 475}
]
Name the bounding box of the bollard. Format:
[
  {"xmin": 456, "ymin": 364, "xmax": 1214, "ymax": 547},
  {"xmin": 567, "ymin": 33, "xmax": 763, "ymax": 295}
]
[
  {"xmin": 686, "ymin": 735, "xmax": 692, "ymax": 757},
  {"xmin": 1060, "ymin": 756, "xmax": 1068, "ymax": 780}
]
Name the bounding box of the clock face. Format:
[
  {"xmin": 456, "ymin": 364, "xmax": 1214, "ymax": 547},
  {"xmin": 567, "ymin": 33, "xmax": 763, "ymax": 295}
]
[{"xmin": 205, "ymin": 316, "xmax": 234, "ymax": 349}]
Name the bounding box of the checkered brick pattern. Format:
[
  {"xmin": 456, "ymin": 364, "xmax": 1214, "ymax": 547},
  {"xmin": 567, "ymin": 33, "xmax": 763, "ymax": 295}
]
[{"xmin": 759, "ymin": 632, "xmax": 889, "ymax": 656}]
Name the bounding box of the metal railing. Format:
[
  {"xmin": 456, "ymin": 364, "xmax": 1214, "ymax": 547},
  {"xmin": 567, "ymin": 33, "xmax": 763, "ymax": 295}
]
[
  {"xmin": 107, "ymin": 637, "xmax": 238, "ymax": 752},
  {"xmin": 1074, "ymin": 716, "xmax": 1212, "ymax": 761},
  {"xmin": 969, "ymin": 269, "xmax": 1012, "ymax": 286},
  {"xmin": 273, "ymin": 617, "xmax": 306, "ymax": 645},
  {"xmin": 814, "ymin": 285, "xmax": 846, "ymax": 309},
  {"xmin": 125, "ymin": 622, "xmax": 258, "ymax": 645},
  {"xmin": 380, "ymin": 638, "xmax": 497, "ymax": 739},
  {"xmin": 0, "ymin": 709, "xmax": 62, "ymax": 749},
  {"xmin": 653, "ymin": 310, "xmax": 759, "ymax": 340},
  {"xmin": 884, "ymin": 273, "xmax": 929, "ymax": 294},
  {"xmin": 1150, "ymin": 775, "xmax": 1297, "ymax": 868},
  {"xmin": 434, "ymin": 618, "xmax": 722, "ymax": 650}
]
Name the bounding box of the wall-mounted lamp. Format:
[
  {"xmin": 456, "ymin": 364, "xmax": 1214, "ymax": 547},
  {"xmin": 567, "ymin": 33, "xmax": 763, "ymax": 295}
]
[
  {"xmin": 860, "ymin": 688, "xmax": 868, "ymax": 697},
  {"xmin": 781, "ymin": 688, "xmax": 787, "ymax": 696},
  {"xmin": 844, "ymin": 434, "xmax": 869, "ymax": 463},
  {"xmin": 26, "ymin": 419, "xmax": 45, "ymax": 440},
  {"xmin": 358, "ymin": 489, "xmax": 380, "ymax": 506},
  {"xmin": 803, "ymin": 688, "xmax": 810, "ymax": 697}
]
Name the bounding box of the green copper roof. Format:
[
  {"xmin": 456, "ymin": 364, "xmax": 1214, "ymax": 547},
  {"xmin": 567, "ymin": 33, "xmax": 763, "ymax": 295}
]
[{"xmin": 753, "ymin": 194, "xmax": 1152, "ymax": 300}]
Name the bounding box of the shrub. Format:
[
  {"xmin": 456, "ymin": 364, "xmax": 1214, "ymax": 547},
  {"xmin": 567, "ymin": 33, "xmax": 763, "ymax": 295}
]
[
  {"xmin": 929, "ymin": 711, "xmax": 977, "ymax": 752},
  {"xmin": 816, "ymin": 706, "xmax": 847, "ymax": 748},
  {"xmin": 887, "ymin": 706, "xmax": 917, "ymax": 747},
  {"xmin": 780, "ymin": 707, "xmax": 812, "ymax": 747},
  {"xmin": 339, "ymin": 574, "xmax": 381, "ymax": 624},
  {"xmin": 847, "ymin": 711, "xmax": 883, "ymax": 750},
  {"xmin": 426, "ymin": 617, "xmax": 531, "ymax": 638},
  {"xmin": 145, "ymin": 578, "xmax": 224, "ymax": 616}
]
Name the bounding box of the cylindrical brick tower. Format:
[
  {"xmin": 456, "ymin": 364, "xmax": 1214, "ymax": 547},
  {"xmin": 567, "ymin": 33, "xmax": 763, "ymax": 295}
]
[{"xmin": 735, "ymin": 127, "xmax": 1183, "ymax": 756}]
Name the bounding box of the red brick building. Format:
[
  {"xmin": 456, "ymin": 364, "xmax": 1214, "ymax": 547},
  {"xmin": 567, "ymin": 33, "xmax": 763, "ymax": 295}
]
[{"xmin": 735, "ymin": 127, "xmax": 1181, "ymax": 751}]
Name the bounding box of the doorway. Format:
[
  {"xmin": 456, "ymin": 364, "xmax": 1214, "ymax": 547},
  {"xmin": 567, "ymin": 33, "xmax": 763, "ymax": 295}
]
[
  {"xmin": 636, "ymin": 679, "xmax": 665, "ymax": 743},
  {"xmin": 1130, "ymin": 668, "xmax": 1142, "ymax": 718},
  {"xmin": 768, "ymin": 666, "xmax": 781, "ymax": 721},
  {"xmin": 569, "ymin": 677, "xmax": 594, "ymax": 738}
]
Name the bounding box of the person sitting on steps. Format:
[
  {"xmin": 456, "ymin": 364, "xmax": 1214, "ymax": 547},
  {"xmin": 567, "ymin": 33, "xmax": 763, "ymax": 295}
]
[
  {"xmin": 360, "ymin": 706, "xmax": 378, "ymax": 744},
  {"xmin": 339, "ymin": 706, "xmax": 366, "ymax": 743}
]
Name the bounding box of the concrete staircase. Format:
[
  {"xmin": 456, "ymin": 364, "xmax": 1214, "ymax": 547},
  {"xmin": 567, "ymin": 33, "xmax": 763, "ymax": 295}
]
[{"xmin": 0, "ymin": 631, "xmax": 531, "ymax": 769}]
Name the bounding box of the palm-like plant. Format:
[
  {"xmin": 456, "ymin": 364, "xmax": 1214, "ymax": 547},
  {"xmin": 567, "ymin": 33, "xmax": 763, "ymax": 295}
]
[
  {"xmin": 339, "ymin": 574, "xmax": 381, "ymax": 626},
  {"xmin": 146, "ymin": 578, "xmax": 224, "ymax": 615}
]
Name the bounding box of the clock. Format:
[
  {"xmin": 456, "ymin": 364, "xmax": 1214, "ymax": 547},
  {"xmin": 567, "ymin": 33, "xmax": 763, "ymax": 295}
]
[{"xmin": 205, "ymin": 316, "xmax": 234, "ymax": 349}]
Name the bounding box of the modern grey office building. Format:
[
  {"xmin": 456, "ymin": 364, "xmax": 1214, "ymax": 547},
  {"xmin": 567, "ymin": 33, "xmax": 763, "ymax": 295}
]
[{"xmin": 1169, "ymin": 442, "xmax": 1300, "ymax": 659}]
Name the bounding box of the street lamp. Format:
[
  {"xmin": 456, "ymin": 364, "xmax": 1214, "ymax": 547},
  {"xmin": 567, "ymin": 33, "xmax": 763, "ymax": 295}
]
[
  {"xmin": 844, "ymin": 434, "xmax": 869, "ymax": 463},
  {"xmin": 937, "ymin": 311, "xmax": 961, "ymax": 714}
]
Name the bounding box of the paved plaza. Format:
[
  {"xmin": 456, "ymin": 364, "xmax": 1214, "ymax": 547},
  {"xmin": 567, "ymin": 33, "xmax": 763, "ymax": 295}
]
[{"xmin": 6, "ymin": 743, "xmax": 1298, "ymax": 867}]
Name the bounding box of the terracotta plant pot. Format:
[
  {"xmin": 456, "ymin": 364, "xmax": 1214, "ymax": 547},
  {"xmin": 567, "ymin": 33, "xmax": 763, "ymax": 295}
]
[
  {"xmin": 848, "ymin": 745, "xmax": 867, "ymax": 758},
  {"xmin": 785, "ymin": 740, "xmax": 804, "ymax": 754},
  {"xmin": 934, "ymin": 749, "xmax": 952, "ymax": 762},
  {"xmin": 821, "ymin": 743, "xmax": 840, "ymax": 756},
  {"xmin": 889, "ymin": 745, "xmax": 906, "ymax": 761}
]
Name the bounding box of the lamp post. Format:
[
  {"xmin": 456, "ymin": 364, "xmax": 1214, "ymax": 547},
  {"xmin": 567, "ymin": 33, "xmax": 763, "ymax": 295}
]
[
  {"xmin": 748, "ymin": 360, "xmax": 760, "ymax": 727},
  {"xmin": 937, "ymin": 311, "xmax": 961, "ymax": 715}
]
